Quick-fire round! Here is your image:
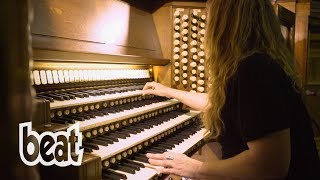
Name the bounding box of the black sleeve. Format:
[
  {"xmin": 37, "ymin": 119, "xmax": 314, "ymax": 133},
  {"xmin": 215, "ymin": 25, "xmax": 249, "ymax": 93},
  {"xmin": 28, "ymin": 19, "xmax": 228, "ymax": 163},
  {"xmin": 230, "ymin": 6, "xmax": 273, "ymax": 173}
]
[{"xmin": 237, "ymin": 55, "xmax": 292, "ymax": 142}]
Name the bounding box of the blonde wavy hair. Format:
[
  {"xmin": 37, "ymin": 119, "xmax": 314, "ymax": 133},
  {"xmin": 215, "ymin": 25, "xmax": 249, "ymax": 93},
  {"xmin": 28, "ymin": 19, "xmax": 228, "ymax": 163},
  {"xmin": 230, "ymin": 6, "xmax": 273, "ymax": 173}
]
[{"xmin": 203, "ymin": 0, "xmax": 301, "ymax": 139}]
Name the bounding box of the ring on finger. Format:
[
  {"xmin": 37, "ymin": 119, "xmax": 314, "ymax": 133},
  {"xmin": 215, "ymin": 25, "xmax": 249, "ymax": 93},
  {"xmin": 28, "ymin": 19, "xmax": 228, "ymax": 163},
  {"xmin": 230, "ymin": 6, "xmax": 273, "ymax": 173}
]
[{"xmin": 165, "ymin": 155, "xmax": 174, "ymax": 160}]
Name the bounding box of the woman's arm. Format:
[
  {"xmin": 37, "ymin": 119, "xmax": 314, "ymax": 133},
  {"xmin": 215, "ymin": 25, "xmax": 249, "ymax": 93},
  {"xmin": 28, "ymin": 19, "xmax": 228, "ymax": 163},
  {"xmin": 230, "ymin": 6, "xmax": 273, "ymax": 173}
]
[
  {"xmin": 147, "ymin": 129, "xmax": 290, "ymax": 179},
  {"xmin": 142, "ymin": 82, "xmax": 208, "ymax": 111},
  {"xmin": 198, "ymin": 128, "xmax": 290, "ymax": 179}
]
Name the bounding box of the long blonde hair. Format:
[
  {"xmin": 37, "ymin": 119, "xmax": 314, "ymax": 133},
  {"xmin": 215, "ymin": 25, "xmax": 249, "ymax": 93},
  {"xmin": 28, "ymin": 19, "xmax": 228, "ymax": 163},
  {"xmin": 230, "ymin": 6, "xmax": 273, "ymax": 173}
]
[{"xmin": 203, "ymin": 0, "xmax": 301, "ymax": 139}]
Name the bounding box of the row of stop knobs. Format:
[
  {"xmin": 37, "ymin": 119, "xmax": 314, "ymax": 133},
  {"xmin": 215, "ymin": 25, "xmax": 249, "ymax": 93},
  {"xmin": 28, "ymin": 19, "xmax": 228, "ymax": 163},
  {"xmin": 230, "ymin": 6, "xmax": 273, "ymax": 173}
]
[{"xmin": 172, "ymin": 9, "xmax": 206, "ymax": 93}]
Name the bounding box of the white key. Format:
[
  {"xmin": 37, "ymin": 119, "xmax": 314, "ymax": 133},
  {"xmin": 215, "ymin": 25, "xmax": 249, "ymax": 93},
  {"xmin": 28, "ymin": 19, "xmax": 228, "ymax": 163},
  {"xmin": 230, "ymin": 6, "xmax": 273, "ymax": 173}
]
[
  {"xmin": 33, "ymin": 70, "xmax": 41, "ymax": 85},
  {"xmin": 40, "ymin": 70, "xmax": 47, "ymax": 85},
  {"xmin": 46, "ymin": 70, "xmax": 53, "ymax": 84},
  {"xmin": 52, "ymin": 70, "xmax": 59, "ymax": 84}
]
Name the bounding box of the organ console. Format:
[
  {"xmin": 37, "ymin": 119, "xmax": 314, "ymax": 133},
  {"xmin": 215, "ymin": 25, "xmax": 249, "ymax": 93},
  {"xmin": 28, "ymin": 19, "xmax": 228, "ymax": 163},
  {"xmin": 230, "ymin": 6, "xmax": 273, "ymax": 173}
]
[
  {"xmin": 31, "ymin": 51, "xmax": 209, "ymax": 180},
  {"xmin": 29, "ymin": 1, "xmax": 210, "ymax": 179}
]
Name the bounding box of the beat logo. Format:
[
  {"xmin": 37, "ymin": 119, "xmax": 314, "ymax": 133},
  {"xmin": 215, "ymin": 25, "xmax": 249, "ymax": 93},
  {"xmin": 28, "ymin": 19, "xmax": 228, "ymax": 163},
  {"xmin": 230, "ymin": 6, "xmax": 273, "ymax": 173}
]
[{"xmin": 19, "ymin": 122, "xmax": 84, "ymax": 167}]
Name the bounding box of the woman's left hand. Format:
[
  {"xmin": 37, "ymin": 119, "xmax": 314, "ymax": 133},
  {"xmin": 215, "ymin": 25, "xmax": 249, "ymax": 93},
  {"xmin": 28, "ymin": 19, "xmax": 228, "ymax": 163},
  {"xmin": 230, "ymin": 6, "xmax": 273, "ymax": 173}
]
[{"xmin": 146, "ymin": 152, "xmax": 203, "ymax": 179}]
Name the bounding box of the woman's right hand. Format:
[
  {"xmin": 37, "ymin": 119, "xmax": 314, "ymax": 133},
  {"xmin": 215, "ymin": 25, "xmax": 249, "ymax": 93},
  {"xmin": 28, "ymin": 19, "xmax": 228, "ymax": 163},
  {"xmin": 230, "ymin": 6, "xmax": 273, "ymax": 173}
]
[{"xmin": 142, "ymin": 82, "xmax": 172, "ymax": 98}]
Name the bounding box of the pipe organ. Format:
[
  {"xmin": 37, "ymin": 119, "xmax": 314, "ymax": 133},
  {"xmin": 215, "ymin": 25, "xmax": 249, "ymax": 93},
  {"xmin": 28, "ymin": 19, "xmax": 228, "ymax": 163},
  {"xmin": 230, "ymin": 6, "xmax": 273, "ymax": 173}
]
[{"xmin": 30, "ymin": 1, "xmax": 209, "ymax": 179}]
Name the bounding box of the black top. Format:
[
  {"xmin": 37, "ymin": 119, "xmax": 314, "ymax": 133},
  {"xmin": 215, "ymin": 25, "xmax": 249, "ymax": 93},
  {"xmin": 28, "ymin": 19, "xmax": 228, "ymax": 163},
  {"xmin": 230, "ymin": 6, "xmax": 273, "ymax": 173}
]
[{"xmin": 219, "ymin": 53, "xmax": 320, "ymax": 179}]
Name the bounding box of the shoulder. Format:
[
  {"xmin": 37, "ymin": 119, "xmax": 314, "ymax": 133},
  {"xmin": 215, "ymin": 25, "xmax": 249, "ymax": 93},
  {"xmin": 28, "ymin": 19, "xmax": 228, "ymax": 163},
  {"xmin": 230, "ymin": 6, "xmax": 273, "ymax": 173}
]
[
  {"xmin": 238, "ymin": 53, "xmax": 281, "ymax": 74},
  {"xmin": 236, "ymin": 53, "xmax": 288, "ymax": 83}
]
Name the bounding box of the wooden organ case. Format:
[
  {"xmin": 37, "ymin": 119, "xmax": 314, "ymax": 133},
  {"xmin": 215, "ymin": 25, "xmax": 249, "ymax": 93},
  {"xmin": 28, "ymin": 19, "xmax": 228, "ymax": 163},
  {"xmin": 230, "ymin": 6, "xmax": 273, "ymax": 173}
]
[{"xmin": 30, "ymin": 0, "xmax": 209, "ymax": 180}]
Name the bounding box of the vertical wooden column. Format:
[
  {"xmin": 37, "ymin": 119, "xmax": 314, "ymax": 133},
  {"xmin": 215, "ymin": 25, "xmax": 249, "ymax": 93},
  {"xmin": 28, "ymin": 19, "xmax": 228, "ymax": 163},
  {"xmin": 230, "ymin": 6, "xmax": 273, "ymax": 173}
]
[
  {"xmin": 294, "ymin": 1, "xmax": 310, "ymax": 85},
  {"xmin": 0, "ymin": 0, "xmax": 37, "ymax": 179},
  {"xmin": 153, "ymin": 5, "xmax": 173, "ymax": 87}
]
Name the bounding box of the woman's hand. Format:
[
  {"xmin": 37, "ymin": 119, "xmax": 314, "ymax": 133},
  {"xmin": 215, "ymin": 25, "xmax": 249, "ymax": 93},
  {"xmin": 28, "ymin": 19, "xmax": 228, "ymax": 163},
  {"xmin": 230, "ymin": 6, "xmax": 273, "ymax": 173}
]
[
  {"xmin": 142, "ymin": 82, "xmax": 172, "ymax": 97},
  {"xmin": 146, "ymin": 152, "xmax": 203, "ymax": 179}
]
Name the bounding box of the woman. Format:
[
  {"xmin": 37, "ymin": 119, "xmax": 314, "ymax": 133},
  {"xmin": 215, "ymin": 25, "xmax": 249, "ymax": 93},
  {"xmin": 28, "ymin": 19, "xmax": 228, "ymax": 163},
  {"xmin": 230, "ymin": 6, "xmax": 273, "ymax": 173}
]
[{"xmin": 143, "ymin": 0, "xmax": 320, "ymax": 179}]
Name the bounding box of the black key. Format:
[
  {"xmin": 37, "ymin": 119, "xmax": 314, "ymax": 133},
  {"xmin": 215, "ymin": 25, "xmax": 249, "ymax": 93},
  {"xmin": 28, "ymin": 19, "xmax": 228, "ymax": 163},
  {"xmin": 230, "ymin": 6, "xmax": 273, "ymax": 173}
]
[
  {"xmin": 145, "ymin": 149, "xmax": 164, "ymax": 154},
  {"xmin": 36, "ymin": 95, "xmax": 54, "ymax": 102},
  {"xmin": 82, "ymin": 142, "xmax": 99, "ymax": 150},
  {"xmin": 67, "ymin": 115, "xmax": 85, "ymax": 121},
  {"xmin": 72, "ymin": 92, "xmax": 89, "ymax": 97},
  {"xmin": 126, "ymin": 127, "xmax": 142, "ymax": 133},
  {"xmin": 82, "ymin": 112, "xmax": 95, "ymax": 118},
  {"xmin": 96, "ymin": 137, "xmax": 114, "ymax": 144},
  {"xmin": 90, "ymin": 110, "xmax": 104, "ymax": 117},
  {"xmin": 150, "ymin": 146, "xmax": 167, "ymax": 152},
  {"xmin": 102, "ymin": 173, "xmax": 122, "ymax": 180},
  {"xmin": 121, "ymin": 162, "xmax": 140, "ymax": 170},
  {"xmin": 113, "ymin": 165, "xmax": 135, "ymax": 174},
  {"xmin": 66, "ymin": 92, "xmax": 84, "ymax": 98},
  {"xmin": 124, "ymin": 159, "xmax": 145, "ymax": 168},
  {"xmin": 46, "ymin": 94, "xmax": 65, "ymax": 101},
  {"xmin": 101, "ymin": 135, "xmax": 119, "ymax": 142},
  {"xmin": 120, "ymin": 129, "xmax": 138, "ymax": 135},
  {"xmin": 109, "ymin": 133, "xmax": 126, "ymax": 139},
  {"xmin": 77, "ymin": 114, "xmax": 91, "ymax": 120},
  {"xmin": 88, "ymin": 139, "xmax": 109, "ymax": 146},
  {"xmin": 131, "ymin": 156, "xmax": 148, "ymax": 163},
  {"xmin": 59, "ymin": 92, "xmax": 76, "ymax": 99},
  {"xmin": 156, "ymin": 143, "xmax": 174, "ymax": 149},
  {"xmin": 113, "ymin": 131, "xmax": 130, "ymax": 137},
  {"xmin": 104, "ymin": 169, "xmax": 127, "ymax": 179},
  {"xmin": 52, "ymin": 93, "xmax": 70, "ymax": 100},
  {"xmin": 81, "ymin": 146, "xmax": 93, "ymax": 153},
  {"xmin": 51, "ymin": 119, "xmax": 68, "ymax": 124},
  {"xmin": 58, "ymin": 117, "xmax": 75, "ymax": 124}
]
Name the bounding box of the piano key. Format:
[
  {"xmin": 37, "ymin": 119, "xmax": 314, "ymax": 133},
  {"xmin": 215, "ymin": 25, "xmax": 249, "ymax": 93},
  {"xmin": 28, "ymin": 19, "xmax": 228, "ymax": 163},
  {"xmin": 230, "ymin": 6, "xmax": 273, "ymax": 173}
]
[
  {"xmin": 58, "ymin": 117, "xmax": 76, "ymax": 124},
  {"xmin": 51, "ymin": 119, "xmax": 68, "ymax": 124},
  {"xmin": 90, "ymin": 111, "xmax": 199, "ymax": 160},
  {"xmin": 51, "ymin": 93, "xmax": 70, "ymax": 100},
  {"xmin": 124, "ymin": 159, "xmax": 145, "ymax": 168},
  {"xmin": 113, "ymin": 131, "xmax": 131, "ymax": 137},
  {"xmin": 130, "ymin": 155, "xmax": 149, "ymax": 163},
  {"xmin": 96, "ymin": 136, "xmax": 114, "ymax": 144},
  {"xmin": 50, "ymin": 87, "xmax": 144, "ymax": 109},
  {"xmin": 109, "ymin": 133, "xmax": 127, "ymax": 139},
  {"xmin": 120, "ymin": 128, "xmax": 208, "ymax": 180},
  {"xmin": 45, "ymin": 94, "xmax": 65, "ymax": 101},
  {"xmin": 87, "ymin": 139, "xmax": 110, "ymax": 146},
  {"xmin": 66, "ymin": 92, "xmax": 85, "ymax": 98},
  {"xmin": 119, "ymin": 129, "xmax": 138, "ymax": 135},
  {"xmin": 112, "ymin": 165, "xmax": 135, "ymax": 174},
  {"xmin": 81, "ymin": 146, "xmax": 93, "ymax": 153},
  {"xmin": 102, "ymin": 172, "xmax": 125, "ymax": 180},
  {"xmin": 66, "ymin": 114, "xmax": 85, "ymax": 121},
  {"xmin": 145, "ymin": 148, "xmax": 165, "ymax": 154},
  {"xmin": 104, "ymin": 169, "xmax": 127, "ymax": 179},
  {"xmin": 76, "ymin": 114, "xmax": 91, "ymax": 120},
  {"xmin": 121, "ymin": 162, "xmax": 140, "ymax": 171},
  {"xmin": 78, "ymin": 99, "xmax": 179, "ymax": 131},
  {"xmin": 82, "ymin": 112, "xmax": 95, "ymax": 118},
  {"xmin": 36, "ymin": 94, "xmax": 54, "ymax": 102},
  {"xmin": 82, "ymin": 142, "xmax": 99, "ymax": 150},
  {"xmin": 100, "ymin": 135, "xmax": 119, "ymax": 142}
]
